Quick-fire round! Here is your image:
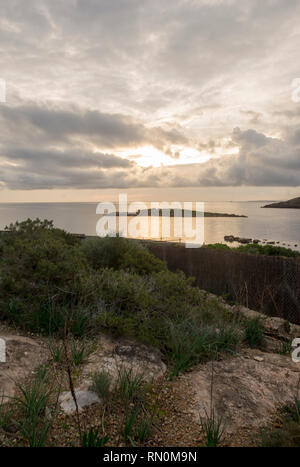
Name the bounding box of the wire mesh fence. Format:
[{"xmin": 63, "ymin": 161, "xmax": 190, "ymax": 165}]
[{"xmin": 147, "ymin": 242, "xmax": 300, "ymax": 325}]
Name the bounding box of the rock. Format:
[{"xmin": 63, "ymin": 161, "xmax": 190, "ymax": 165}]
[
  {"xmin": 4, "ymin": 423, "xmax": 19, "ymax": 434},
  {"xmin": 224, "ymin": 304, "xmax": 300, "ymax": 339},
  {"xmin": 252, "ymin": 239, "xmax": 260, "ymax": 244},
  {"xmin": 0, "ymin": 333, "xmax": 48, "ymax": 403},
  {"xmin": 79, "ymin": 336, "xmax": 167, "ymax": 389},
  {"xmin": 185, "ymin": 349, "xmax": 300, "ymax": 434},
  {"xmin": 234, "ymin": 306, "xmax": 263, "ymax": 321},
  {"xmin": 238, "ymin": 238, "xmax": 252, "ymax": 244},
  {"xmin": 253, "ymin": 356, "xmax": 264, "ymax": 362},
  {"xmin": 59, "ymin": 390, "xmax": 101, "ymax": 415},
  {"xmin": 45, "ymin": 406, "xmax": 53, "ymax": 421},
  {"xmin": 224, "ymin": 235, "xmax": 235, "ymax": 243}
]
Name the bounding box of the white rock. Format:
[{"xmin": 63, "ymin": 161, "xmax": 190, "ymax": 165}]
[
  {"xmin": 59, "ymin": 390, "xmax": 100, "ymax": 415},
  {"xmin": 253, "ymin": 356, "xmax": 264, "ymax": 362}
]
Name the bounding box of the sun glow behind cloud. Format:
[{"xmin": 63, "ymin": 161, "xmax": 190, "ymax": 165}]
[{"xmin": 116, "ymin": 146, "xmax": 212, "ymax": 167}]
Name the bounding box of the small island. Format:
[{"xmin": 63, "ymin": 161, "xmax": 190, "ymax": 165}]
[
  {"xmin": 262, "ymin": 197, "xmax": 300, "ymax": 209},
  {"xmin": 111, "ymin": 209, "xmax": 247, "ymax": 218}
]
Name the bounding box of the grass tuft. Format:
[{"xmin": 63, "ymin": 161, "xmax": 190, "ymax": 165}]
[
  {"xmin": 118, "ymin": 367, "xmax": 145, "ymax": 402},
  {"xmin": 200, "ymin": 407, "xmax": 226, "ymax": 447},
  {"xmin": 13, "ymin": 378, "xmax": 52, "ymax": 447},
  {"xmin": 243, "ymin": 317, "xmax": 265, "ymax": 348},
  {"xmin": 81, "ymin": 428, "xmax": 109, "ymax": 447},
  {"xmin": 89, "ymin": 370, "xmax": 112, "ymax": 400}
]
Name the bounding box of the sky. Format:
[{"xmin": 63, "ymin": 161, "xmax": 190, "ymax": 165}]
[{"xmin": 0, "ymin": 0, "xmax": 300, "ymax": 202}]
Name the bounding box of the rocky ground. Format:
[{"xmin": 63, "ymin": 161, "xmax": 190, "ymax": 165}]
[{"xmin": 1, "ymin": 305, "xmax": 300, "ymax": 447}]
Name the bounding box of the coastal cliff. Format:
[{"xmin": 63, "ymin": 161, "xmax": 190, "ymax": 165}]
[{"xmin": 263, "ymin": 197, "xmax": 300, "ymax": 209}]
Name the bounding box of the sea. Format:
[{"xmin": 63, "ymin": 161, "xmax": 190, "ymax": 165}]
[{"xmin": 0, "ymin": 201, "xmax": 299, "ymax": 251}]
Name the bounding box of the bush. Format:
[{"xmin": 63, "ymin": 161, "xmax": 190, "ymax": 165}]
[
  {"xmin": 81, "ymin": 428, "xmax": 109, "ymax": 447},
  {"xmin": 135, "ymin": 415, "xmax": 152, "ymax": 442},
  {"xmin": 48, "ymin": 339, "xmax": 64, "ymax": 363},
  {"xmin": 205, "ymin": 244, "xmax": 231, "ymax": 251},
  {"xmin": 0, "ymin": 219, "xmax": 245, "ymax": 378},
  {"xmin": 280, "ymin": 397, "xmax": 300, "ymax": 423},
  {"xmin": 13, "ymin": 377, "xmax": 52, "ymax": 447},
  {"xmin": 81, "ymin": 236, "xmax": 167, "ymax": 274},
  {"xmin": 70, "ymin": 338, "xmax": 94, "ymax": 366},
  {"xmin": 167, "ymin": 320, "xmax": 241, "ymax": 379},
  {"xmin": 258, "ymin": 421, "xmax": 300, "ymax": 447},
  {"xmin": 258, "ymin": 397, "xmax": 300, "ymax": 447},
  {"xmin": 243, "ymin": 317, "xmax": 265, "ymax": 348},
  {"xmin": 123, "ymin": 403, "xmax": 140, "ymax": 445},
  {"xmin": 236, "ymin": 244, "xmax": 300, "ymax": 258},
  {"xmin": 118, "ymin": 367, "xmax": 145, "ymax": 402},
  {"xmin": 0, "ymin": 395, "xmax": 11, "ymax": 430},
  {"xmin": 90, "ymin": 370, "xmax": 112, "ymax": 400},
  {"xmin": 200, "ymin": 407, "xmax": 226, "ymax": 447},
  {"xmin": 0, "ymin": 219, "xmax": 92, "ymax": 334},
  {"xmin": 96, "ymin": 268, "xmax": 243, "ymax": 376},
  {"xmin": 205, "ymin": 242, "xmax": 300, "ymax": 257},
  {"xmin": 275, "ymin": 340, "xmax": 293, "ymax": 355}
]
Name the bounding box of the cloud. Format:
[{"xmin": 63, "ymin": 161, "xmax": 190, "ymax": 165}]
[
  {"xmin": 1, "ymin": 125, "xmax": 300, "ymax": 190},
  {"xmin": 0, "ymin": 0, "xmax": 300, "ymax": 193},
  {"xmin": 0, "ymin": 104, "xmax": 187, "ymax": 150}
]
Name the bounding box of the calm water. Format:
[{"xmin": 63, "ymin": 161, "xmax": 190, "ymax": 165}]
[{"xmin": 0, "ymin": 201, "xmax": 299, "ymax": 250}]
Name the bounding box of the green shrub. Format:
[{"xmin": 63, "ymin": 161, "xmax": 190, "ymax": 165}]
[
  {"xmin": 200, "ymin": 407, "xmax": 226, "ymax": 447},
  {"xmin": 243, "ymin": 317, "xmax": 265, "ymax": 348},
  {"xmin": 0, "ymin": 219, "xmax": 92, "ymax": 334},
  {"xmin": 258, "ymin": 421, "xmax": 300, "ymax": 447},
  {"xmin": 118, "ymin": 367, "xmax": 145, "ymax": 402},
  {"xmin": 48, "ymin": 339, "xmax": 64, "ymax": 364},
  {"xmin": 280, "ymin": 397, "xmax": 300, "ymax": 423},
  {"xmin": 35, "ymin": 364, "xmax": 50, "ymax": 383},
  {"xmin": 0, "ymin": 395, "xmax": 11, "ymax": 430},
  {"xmin": 70, "ymin": 338, "xmax": 93, "ymax": 366},
  {"xmin": 81, "ymin": 428, "xmax": 109, "ymax": 447},
  {"xmin": 123, "ymin": 403, "xmax": 140, "ymax": 445},
  {"xmin": 236, "ymin": 244, "xmax": 300, "ymax": 258},
  {"xmin": 135, "ymin": 415, "xmax": 152, "ymax": 442},
  {"xmin": 96, "ymin": 268, "xmax": 243, "ymax": 377},
  {"xmin": 13, "ymin": 378, "xmax": 52, "ymax": 447},
  {"xmin": 205, "ymin": 243, "xmax": 231, "ymax": 251},
  {"xmin": 0, "ymin": 219, "xmax": 245, "ymax": 378},
  {"xmin": 81, "ymin": 236, "xmax": 167, "ymax": 274},
  {"xmin": 204, "ymin": 242, "xmax": 300, "ymax": 258},
  {"xmin": 275, "ymin": 340, "xmax": 293, "ymax": 356},
  {"xmin": 258, "ymin": 397, "xmax": 300, "ymax": 447},
  {"xmin": 90, "ymin": 370, "xmax": 112, "ymax": 400},
  {"xmin": 167, "ymin": 320, "xmax": 241, "ymax": 379}
]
